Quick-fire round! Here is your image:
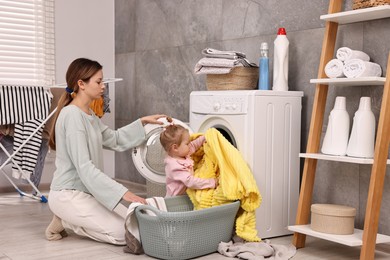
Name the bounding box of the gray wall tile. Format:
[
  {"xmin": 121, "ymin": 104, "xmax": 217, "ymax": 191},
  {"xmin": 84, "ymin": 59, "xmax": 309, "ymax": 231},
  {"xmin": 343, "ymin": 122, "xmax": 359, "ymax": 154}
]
[
  {"xmin": 115, "ymin": 0, "xmax": 136, "ymax": 54},
  {"xmin": 135, "ymin": 0, "xmax": 223, "ymax": 51}
]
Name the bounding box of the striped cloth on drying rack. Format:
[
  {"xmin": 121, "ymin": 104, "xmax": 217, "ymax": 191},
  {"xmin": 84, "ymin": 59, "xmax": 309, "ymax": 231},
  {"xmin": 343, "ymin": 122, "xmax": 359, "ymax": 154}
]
[{"xmin": 0, "ymin": 85, "xmax": 52, "ymax": 180}]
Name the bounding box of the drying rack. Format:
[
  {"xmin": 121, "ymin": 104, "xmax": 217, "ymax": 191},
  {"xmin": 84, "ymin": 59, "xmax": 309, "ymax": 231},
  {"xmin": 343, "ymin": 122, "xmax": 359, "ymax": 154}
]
[{"xmin": 0, "ymin": 78, "xmax": 122, "ymax": 202}]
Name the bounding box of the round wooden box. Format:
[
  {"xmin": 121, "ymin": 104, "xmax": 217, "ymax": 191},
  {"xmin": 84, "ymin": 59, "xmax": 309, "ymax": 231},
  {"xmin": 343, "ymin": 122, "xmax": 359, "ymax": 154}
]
[{"xmin": 311, "ymin": 204, "xmax": 356, "ymax": 235}]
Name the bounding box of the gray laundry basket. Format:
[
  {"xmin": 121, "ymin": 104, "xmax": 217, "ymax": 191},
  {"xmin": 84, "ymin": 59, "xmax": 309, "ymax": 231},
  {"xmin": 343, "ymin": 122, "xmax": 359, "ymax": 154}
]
[{"xmin": 135, "ymin": 195, "xmax": 240, "ymax": 260}]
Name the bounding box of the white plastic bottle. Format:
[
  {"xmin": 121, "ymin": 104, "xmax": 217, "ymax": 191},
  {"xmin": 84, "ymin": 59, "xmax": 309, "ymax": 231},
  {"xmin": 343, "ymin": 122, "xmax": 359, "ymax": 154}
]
[
  {"xmin": 321, "ymin": 96, "xmax": 350, "ymax": 156},
  {"xmin": 346, "ymin": 97, "xmax": 376, "ymax": 158},
  {"xmin": 272, "ymin": 27, "xmax": 289, "ymax": 91}
]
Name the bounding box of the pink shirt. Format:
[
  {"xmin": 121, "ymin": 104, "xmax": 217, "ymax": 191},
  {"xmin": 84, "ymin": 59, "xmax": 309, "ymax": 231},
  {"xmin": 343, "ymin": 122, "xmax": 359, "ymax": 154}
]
[{"xmin": 164, "ymin": 136, "xmax": 215, "ymax": 197}]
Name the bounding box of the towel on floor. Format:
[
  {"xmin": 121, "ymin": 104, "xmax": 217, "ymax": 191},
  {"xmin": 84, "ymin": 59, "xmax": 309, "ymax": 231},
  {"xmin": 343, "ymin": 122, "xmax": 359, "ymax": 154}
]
[
  {"xmin": 187, "ymin": 128, "xmax": 261, "ymax": 242},
  {"xmin": 343, "ymin": 59, "xmax": 382, "ymax": 78},
  {"xmin": 325, "ymin": 59, "xmax": 345, "ymax": 78},
  {"xmin": 218, "ymin": 239, "xmax": 296, "ymax": 260},
  {"xmin": 336, "ymin": 47, "xmax": 370, "ymax": 62},
  {"xmin": 124, "ymin": 197, "xmax": 167, "ymax": 255}
]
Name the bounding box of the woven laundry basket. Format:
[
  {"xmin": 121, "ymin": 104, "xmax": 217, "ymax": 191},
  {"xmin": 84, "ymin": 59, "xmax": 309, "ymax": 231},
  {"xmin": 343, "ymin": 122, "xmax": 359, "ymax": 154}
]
[
  {"xmin": 206, "ymin": 67, "xmax": 258, "ymax": 90},
  {"xmin": 353, "ymin": 0, "xmax": 390, "ymax": 9},
  {"xmin": 135, "ymin": 195, "xmax": 240, "ymax": 260},
  {"xmin": 311, "ymin": 204, "xmax": 356, "ymax": 235}
]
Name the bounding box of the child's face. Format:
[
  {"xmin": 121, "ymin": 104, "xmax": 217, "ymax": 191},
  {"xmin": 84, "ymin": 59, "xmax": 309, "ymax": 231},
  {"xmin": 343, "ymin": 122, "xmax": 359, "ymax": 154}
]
[{"xmin": 175, "ymin": 131, "xmax": 191, "ymax": 157}]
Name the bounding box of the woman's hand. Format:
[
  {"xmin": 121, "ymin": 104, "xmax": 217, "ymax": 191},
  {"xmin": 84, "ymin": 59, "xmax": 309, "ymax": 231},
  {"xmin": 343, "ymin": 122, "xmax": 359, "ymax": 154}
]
[
  {"xmin": 140, "ymin": 114, "xmax": 167, "ymax": 126},
  {"xmin": 122, "ymin": 191, "xmax": 147, "ymax": 204}
]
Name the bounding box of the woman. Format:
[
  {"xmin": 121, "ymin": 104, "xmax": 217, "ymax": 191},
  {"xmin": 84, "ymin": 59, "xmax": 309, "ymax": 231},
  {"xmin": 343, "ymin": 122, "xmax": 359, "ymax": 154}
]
[{"xmin": 45, "ymin": 58, "xmax": 165, "ymax": 245}]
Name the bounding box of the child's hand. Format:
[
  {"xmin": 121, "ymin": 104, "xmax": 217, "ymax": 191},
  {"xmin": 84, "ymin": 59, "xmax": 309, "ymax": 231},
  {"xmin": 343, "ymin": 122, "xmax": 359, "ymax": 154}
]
[{"xmin": 214, "ymin": 178, "xmax": 219, "ymax": 188}]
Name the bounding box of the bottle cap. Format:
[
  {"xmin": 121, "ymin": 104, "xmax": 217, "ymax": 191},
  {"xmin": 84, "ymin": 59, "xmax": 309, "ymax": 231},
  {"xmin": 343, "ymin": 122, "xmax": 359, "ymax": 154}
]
[
  {"xmin": 277, "ymin": 27, "xmax": 286, "ymax": 35},
  {"xmin": 260, "ymin": 42, "xmax": 268, "ymax": 50}
]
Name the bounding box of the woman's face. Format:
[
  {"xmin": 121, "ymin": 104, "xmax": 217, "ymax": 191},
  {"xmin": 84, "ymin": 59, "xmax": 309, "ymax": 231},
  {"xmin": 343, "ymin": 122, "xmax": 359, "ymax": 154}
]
[{"xmin": 82, "ymin": 69, "xmax": 104, "ymax": 100}]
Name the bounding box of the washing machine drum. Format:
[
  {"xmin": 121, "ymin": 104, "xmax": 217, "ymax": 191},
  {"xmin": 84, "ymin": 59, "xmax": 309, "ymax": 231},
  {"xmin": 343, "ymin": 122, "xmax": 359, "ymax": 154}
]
[{"xmin": 132, "ymin": 118, "xmax": 192, "ymax": 184}]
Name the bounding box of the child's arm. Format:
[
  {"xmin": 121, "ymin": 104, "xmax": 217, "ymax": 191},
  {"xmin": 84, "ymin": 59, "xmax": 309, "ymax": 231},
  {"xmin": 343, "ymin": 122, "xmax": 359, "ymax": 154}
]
[
  {"xmin": 188, "ymin": 135, "xmax": 206, "ymax": 155},
  {"xmin": 172, "ymin": 168, "xmax": 216, "ymax": 190}
]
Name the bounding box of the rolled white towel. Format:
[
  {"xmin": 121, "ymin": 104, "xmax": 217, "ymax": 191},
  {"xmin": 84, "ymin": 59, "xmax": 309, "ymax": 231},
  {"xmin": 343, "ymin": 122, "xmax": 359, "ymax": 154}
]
[
  {"xmin": 336, "ymin": 47, "xmax": 370, "ymax": 62},
  {"xmin": 325, "ymin": 59, "xmax": 345, "ymax": 78},
  {"xmin": 343, "ymin": 59, "xmax": 382, "ymax": 78}
]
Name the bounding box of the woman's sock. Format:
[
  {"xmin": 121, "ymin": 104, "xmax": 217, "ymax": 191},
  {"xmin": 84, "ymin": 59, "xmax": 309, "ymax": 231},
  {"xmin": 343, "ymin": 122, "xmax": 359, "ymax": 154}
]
[{"xmin": 45, "ymin": 214, "xmax": 68, "ymax": 241}]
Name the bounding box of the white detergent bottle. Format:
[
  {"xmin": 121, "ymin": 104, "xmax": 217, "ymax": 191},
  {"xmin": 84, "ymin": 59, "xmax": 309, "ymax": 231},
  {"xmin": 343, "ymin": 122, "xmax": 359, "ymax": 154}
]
[
  {"xmin": 272, "ymin": 27, "xmax": 289, "ymax": 91},
  {"xmin": 321, "ymin": 96, "xmax": 350, "ymax": 156},
  {"xmin": 346, "ymin": 97, "xmax": 376, "ymax": 158}
]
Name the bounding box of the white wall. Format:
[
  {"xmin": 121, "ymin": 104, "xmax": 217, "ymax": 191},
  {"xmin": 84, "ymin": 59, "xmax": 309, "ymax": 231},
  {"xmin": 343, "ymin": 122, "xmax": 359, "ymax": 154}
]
[
  {"xmin": 1, "ymin": 1, "xmax": 115, "ymax": 190},
  {"xmin": 0, "ymin": 0, "xmax": 116, "ymax": 189},
  {"xmin": 51, "ymin": 0, "xmax": 116, "ymax": 180}
]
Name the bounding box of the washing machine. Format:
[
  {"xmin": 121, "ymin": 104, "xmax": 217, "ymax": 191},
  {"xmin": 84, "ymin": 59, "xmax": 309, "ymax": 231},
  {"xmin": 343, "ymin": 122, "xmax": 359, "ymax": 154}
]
[
  {"xmin": 190, "ymin": 90, "xmax": 303, "ymax": 239},
  {"xmin": 132, "ymin": 89, "xmax": 303, "ymax": 239}
]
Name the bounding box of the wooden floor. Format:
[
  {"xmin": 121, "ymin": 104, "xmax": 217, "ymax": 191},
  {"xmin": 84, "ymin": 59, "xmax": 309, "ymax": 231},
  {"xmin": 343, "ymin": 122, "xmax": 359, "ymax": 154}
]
[{"xmin": 1, "ymin": 192, "xmax": 390, "ymax": 260}]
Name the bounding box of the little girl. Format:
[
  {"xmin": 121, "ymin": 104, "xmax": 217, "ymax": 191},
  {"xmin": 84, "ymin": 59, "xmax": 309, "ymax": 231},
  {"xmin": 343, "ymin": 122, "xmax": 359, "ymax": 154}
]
[{"xmin": 160, "ymin": 120, "xmax": 217, "ymax": 197}]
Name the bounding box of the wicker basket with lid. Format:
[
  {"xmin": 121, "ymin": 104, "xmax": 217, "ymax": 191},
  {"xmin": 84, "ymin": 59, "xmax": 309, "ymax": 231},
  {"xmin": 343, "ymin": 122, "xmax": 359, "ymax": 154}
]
[
  {"xmin": 206, "ymin": 67, "xmax": 258, "ymax": 90},
  {"xmin": 353, "ymin": 0, "xmax": 390, "ymax": 9},
  {"xmin": 311, "ymin": 204, "xmax": 356, "ymax": 235}
]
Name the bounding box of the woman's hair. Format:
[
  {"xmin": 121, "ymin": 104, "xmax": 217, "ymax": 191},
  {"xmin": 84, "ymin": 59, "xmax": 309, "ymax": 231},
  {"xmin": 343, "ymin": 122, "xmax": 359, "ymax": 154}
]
[
  {"xmin": 49, "ymin": 58, "xmax": 103, "ymax": 150},
  {"xmin": 160, "ymin": 124, "xmax": 188, "ymax": 153}
]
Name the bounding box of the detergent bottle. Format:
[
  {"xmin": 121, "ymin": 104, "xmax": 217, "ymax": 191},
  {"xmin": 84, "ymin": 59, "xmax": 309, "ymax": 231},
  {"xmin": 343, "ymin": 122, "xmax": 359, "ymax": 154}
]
[
  {"xmin": 258, "ymin": 42, "xmax": 270, "ymax": 90},
  {"xmin": 321, "ymin": 96, "xmax": 350, "ymax": 156},
  {"xmin": 346, "ymin": 97, "xmax": 376, "ymax": 158},
  {"xmin": 272, "ymin": 28, "xmax": 289, "ymax": 91}
]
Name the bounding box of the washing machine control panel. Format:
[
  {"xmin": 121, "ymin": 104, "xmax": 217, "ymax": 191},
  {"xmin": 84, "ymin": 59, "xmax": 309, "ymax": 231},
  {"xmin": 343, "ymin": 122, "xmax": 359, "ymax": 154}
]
[{"xmin": 191, "ymin": 95, "xmax": 248, "ymax": 115}]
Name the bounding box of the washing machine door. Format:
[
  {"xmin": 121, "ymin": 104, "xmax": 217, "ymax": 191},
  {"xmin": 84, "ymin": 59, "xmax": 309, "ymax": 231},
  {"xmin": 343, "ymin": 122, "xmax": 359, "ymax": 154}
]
[{"xmin": 132, "ymin": 118, "xmax": 192, "ymax": 184}]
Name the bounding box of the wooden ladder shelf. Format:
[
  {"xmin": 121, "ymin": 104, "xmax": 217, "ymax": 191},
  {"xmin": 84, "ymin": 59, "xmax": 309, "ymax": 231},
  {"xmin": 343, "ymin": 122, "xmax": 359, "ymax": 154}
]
[{"xmin": 289, "ymin": 0, "xmax": 390, "ymax": 259}]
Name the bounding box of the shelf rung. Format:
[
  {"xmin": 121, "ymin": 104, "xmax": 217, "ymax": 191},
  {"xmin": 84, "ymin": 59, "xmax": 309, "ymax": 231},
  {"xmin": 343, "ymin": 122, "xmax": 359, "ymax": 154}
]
[
  {"xmin": 310, "ymin": 77, "xmax": 386, "ymax": 86},
  {"xmin": 299, "ymin": 153, "xmax": 390, "ymax": 164},
  {"xmin": 320, "ymin": 5, "xmax": 390, "ymax": 24},
  {"xmin": 289, "ymin": 225, "xmax": 390, "ymax": 247}
]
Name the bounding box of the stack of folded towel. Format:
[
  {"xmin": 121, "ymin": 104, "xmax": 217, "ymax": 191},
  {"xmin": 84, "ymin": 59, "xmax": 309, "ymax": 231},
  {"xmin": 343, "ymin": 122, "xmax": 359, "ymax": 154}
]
[
  {"xmin": 194, "ymin": 48, "xmax": 257, "ymax": 75},
  {"xmin": 324, "ymin": 47, "xmax": 382, "ymax": 79}
]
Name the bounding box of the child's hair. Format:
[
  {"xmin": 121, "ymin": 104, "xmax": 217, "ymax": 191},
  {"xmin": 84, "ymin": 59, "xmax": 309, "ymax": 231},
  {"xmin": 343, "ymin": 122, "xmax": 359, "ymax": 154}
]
[{"xmin": 160, "ymin": 124, "xmax": 188, "ymax": 153}]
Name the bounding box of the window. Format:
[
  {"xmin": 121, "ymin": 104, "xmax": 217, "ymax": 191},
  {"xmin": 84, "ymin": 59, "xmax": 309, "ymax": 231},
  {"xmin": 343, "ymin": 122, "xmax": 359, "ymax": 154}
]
[{"xmin": 0, "ymin": 0, "xmax": 55, "ymax": 87}]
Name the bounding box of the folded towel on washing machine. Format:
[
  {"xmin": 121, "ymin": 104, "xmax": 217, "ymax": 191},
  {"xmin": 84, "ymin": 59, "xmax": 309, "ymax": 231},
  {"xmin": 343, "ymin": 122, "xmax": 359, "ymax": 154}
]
[
  {"xmin": 187, "ymin": 128, "xmax": 262, "ymax": 242},
  {"xmin": 194, "ymin": 57, "xmax": 242, "ymax": 75}
]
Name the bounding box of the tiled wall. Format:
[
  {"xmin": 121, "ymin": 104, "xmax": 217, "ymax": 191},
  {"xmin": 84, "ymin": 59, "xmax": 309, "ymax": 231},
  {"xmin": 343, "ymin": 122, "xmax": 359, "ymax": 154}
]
[{"xmin": 114, "ymin": 0, "xmax": 390, "ymax": 233}]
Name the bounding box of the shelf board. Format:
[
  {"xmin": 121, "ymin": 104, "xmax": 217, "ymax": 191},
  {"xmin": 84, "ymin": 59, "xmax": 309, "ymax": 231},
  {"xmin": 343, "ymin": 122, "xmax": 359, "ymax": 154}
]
[
  {"xmin": 299, "ymin": 153, "xmax": 390, "ymax": 164},
  {"xmin": 289, "ymin": 225, "xmax": 390, "ymax": 247},
  {"xmin": 320, "ymin": 5, "xmax": 390, "ymax": 24},
  {"xmin": 310, "ymin": 77, "xmax": 386, "ymax": 86}
]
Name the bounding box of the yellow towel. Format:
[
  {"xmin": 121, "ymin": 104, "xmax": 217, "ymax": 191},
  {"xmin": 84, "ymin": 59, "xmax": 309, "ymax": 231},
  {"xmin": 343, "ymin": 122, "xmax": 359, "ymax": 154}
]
[{"xmin": 187, "ymin": 128, "xmax": 262, "ymax": 242}]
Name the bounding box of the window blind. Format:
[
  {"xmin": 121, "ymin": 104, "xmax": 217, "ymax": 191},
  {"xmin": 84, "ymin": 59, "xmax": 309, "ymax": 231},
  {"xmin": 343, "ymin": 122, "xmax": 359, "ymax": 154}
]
[{"xmin": 0, "ymin": 0, "xmax": 55, "ymax": 87}]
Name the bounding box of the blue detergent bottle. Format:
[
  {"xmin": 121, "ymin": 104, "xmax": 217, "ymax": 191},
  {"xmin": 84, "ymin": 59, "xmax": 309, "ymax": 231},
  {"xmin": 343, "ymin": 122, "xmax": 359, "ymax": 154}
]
[{"xmin": 258, "ymin": 42, "xmax": 269, "ymax": 90}]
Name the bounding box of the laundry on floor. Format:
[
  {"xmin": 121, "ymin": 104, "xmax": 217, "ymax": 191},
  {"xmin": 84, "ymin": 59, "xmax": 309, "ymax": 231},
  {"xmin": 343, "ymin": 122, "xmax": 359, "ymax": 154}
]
[{"xmin": 218, "ymin": 236, "xmax": 296, "ymax": 260}]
